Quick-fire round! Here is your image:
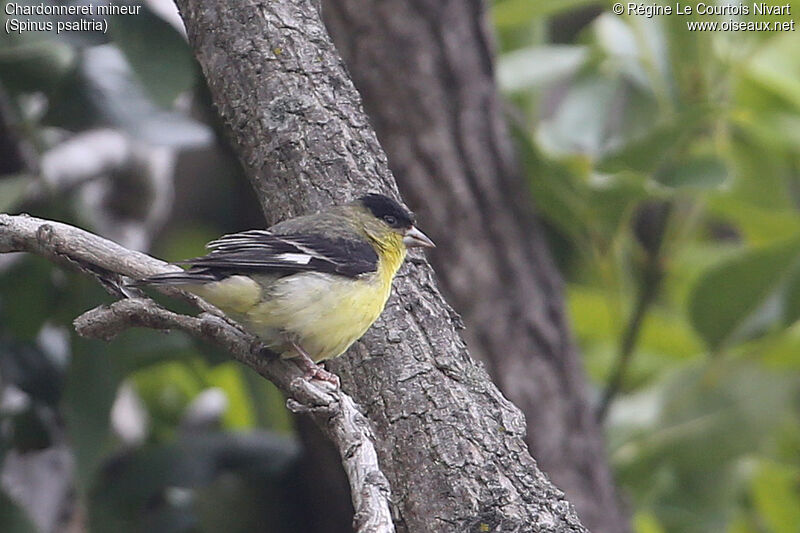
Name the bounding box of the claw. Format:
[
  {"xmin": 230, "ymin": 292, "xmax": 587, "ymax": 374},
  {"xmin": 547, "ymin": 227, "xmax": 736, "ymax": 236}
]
[
  {"xmin": 303, "ymin": 365, "xmax": 341, "ymax": 388},
  {"xmin": 290, "ymin": 340, "xmax": 341, "ymax": 388}
]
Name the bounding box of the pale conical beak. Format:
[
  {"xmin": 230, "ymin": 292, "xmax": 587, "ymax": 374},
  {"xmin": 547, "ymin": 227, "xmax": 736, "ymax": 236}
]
[{"xmin": 403, "ymin": 225, "xmax": 436, "ymax": 248}]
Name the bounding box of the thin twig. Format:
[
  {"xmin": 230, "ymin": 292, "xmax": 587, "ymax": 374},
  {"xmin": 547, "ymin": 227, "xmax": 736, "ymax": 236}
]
[
  {"xmin": 596, "ymin": 201, "xmax": 673, "ymax": 422},
  {"xmin": 0, "ymin": 213, "xmax": 395, "ymax": 533},
  {"xmin": 595, "ymin": 266, "xmax": 662, "ymax": 421}
]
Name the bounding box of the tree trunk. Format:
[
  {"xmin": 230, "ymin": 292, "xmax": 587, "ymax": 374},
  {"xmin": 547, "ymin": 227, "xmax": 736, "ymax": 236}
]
[
  {"xmin": 321, "ymin": 1, "xmax": 628, "ymax": 531},
  {"xmin": 174, "ymin": 0, "xmax": 588, "ymax": 531}
]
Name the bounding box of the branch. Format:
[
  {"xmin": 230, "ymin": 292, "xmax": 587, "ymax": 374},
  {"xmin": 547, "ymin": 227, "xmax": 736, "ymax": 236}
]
[
  {"xmin": 597, "ymin": 201, "xmax": 672, "ymax": 421},
  {"xmin": 595, "ymin": 265, "xmax": 662, "ymax": 421},
  {"xmin": 0, "ymin": 213, "xmax": 173, "ymax": 279},
  {"xmin": 0, "ymin": 213, "xmax": 395, "ymax": 533}
]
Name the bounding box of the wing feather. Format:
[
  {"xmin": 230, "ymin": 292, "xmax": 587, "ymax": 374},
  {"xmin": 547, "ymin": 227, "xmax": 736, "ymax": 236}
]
[{"xmin": 176, "ymin": 230, "xmax": 378, "ymax": 279}]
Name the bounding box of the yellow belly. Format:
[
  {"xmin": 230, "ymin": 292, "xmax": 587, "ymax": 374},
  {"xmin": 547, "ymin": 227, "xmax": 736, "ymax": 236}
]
[
  {"xmin": 247, "ymin": 272, "xmax": 392, "ymax": 361},
  {"xmin": 193, "ymin": 271, "xmax": 393, "ymax": 362}
]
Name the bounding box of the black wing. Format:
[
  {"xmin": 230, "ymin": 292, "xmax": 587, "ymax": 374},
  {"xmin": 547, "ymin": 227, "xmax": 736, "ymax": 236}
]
[{"xmin": 178, "ymin": 230, "xmax": 378, "ymax": 279}]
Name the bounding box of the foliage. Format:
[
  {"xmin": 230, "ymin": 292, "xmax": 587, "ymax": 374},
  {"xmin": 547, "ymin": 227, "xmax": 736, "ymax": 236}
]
[
  {"xmin": 0, "ymin": 2, "xmax": 291, "ymax": 530},
  {"xmin": 494, "ymin": 1, "xmax": 800, "ymax": 531}
]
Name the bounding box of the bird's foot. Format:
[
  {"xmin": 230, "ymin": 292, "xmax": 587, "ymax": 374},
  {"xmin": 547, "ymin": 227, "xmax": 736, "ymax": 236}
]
[
  {"xmin": 290, "ymin": 341, "xmax": 340, "ymax": 388},
  {"xmin": 302, "ymin": 364, "xmax": 341, "ymax": 388}
]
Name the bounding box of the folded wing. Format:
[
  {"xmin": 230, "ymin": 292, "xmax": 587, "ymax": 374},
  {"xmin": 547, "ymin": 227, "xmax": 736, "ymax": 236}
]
[{"xmin": 135, "ymin": 230, "xmax": 378, "ymax": 286}]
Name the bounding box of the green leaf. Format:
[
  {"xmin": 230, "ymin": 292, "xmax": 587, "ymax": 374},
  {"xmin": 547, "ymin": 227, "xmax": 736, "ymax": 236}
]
[
  {"xmin": 207, "ymin": 364, "xmax": 255, "ymax": 430},
  {"xmin": 706, "ymin": 196, "xmax": 800, "ymax": 246},
  {"xmin": 568, "ymin": 285, "xmax": 702, "ymax": 384},
  {"xmin": 0, "ymin": 259, "xmax": 55, "ymax": 340},
  {"xmin": 597, "ymin": 108, "xmax": 709, "ymax": 175},
  {"xmin": 537, "ymin": 73, "xmax": 659, "ymax": 159},
  {"xmin": 64, "ymin": 336, "xmax": 127, "ymax": 492},
  {"xmin": 751, "ymin": 460, "xmax": 800, "ymax": 533},
  {"xmin": 782, "ymin": 266, "xmax": 800, "ymax": 326},
  {"xmin": 633, "ymin": 511, "xmax": 665, "ymax": 533},
  {"xmin": 734, "ymin": 111, "xmax": 800, "ymax": 152},
  {"xmin": 83, "ymin": 45, "xmax": 210, "ymax": 146},
  {"xmin": 586, "ymin": 171, "xmax": 649, "ymax": 243},
  {"xmin": 512, "ymin": 126, "xmax": 589, "ymax": 245},
  {"xmin": 491, "ymin": 0, "xmax": 599, "ymax": 28},
  {"xmin": 688, "ymin": 236, "xmax": 800, "ymax": 351},
  {"xmin": 758, "ymin": 322, "xmax": 800, "ymax": 369},
  {"xmin": 592, "ymin": 13, "xmax": 672, "ymax": 98},
  {"xmin": 0, "ymin": 40, "xmax": 76, "ymax": 94},
  {"xmin": 0, "ymin": 490, "xmax": 36, "ymax": 533},
  {"xmin": 47, "ymin": 45, "xmax": 211, "ymax": 147},
  {"xmin": 611, "ymin": 360, "xmax": 794, "ymax": 533},
  {"xmin": 597, "ymin": 123, "xmax": 680, "ymax": 174},
  {"xmin": 0, "ymin": 339, "xmax": 63, "ymax": 407},
  {"xmin": 498, "ymin": 45, "xmax": 589, "ymax": 92},
  {"xmin": 0, "ymin": 175, "xmax": 30, "ymax": 213},
  {"xmin": 133, "ymin": 360, "xmax": 205, "ymax": 440},
  {"xmin": 654, "ymin": 155, "xmax": 728, "ymax": 190},
  {"xmin": 726, "ymin": 130, "xmax": 794, "ymax": 210},
  {"xmin": 242, "ymin": 368, "xmax": 293, "ymax": 433},
  {"xmin": 89, "ymin": 433, "xmax": 301, "ymax": 532},
  {"xmin": 537, "ymin": 74, "xmax": 618, "ymax": 157},
  {"xmin": 744, "ymin": 32, "xmax": 800, "ymax": 112},
  {"xmin": 109, "ymin": 5, "xmax": 197, "ymax": 107}
]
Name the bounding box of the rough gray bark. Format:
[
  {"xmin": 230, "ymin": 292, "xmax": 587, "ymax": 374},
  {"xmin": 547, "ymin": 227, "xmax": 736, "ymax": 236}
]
[
  {"xmin": 173, "ymin": 0, "xmax": 588, "ymax": 531},
  {"xmin": 322, "ymin": 2, "xmax": 628, "ymax": 532}
]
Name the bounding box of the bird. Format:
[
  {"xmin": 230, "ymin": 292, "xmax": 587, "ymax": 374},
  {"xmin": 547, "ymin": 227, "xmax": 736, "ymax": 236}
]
[{"xmin": 134, "ymin": 193, "xmax": 435, "ymax": 386}]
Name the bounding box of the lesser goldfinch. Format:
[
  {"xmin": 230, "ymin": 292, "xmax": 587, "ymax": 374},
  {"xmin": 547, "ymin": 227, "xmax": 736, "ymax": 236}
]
[{"xmin": 136, "ymin": 194, "xmax": 434, "ymax": 385}]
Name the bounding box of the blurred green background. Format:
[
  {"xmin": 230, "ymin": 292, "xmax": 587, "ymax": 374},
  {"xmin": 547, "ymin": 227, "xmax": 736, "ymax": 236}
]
[
  {"xmin": 1, "ymin": 0, "xmax": 799, "ymax": 532},
  {"xmin": 495, "ymin": 2, "xmax": 800, "ymax": 532}
]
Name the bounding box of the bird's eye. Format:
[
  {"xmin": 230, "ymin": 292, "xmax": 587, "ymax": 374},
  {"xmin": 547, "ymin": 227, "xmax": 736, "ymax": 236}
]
[{"xmin": 383, "ymin": 215, "xmax": 398, "ymax": 226}]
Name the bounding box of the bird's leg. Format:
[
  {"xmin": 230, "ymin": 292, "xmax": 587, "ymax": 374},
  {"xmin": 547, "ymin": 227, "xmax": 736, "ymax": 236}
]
[{"xmin": 289, "ymin": 341, "xmax": 340, "ymax": 388}]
